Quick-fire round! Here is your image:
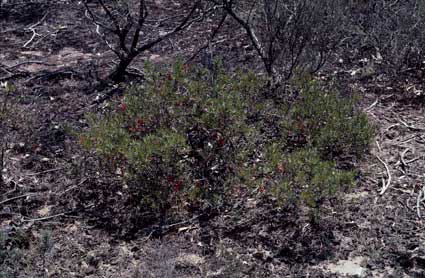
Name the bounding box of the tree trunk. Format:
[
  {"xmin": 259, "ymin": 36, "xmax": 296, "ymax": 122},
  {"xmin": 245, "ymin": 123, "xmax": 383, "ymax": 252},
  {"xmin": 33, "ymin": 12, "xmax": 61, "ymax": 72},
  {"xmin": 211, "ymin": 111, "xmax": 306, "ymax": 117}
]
[{"xmin": 108, "ymin": 56, "xmax": 134, "ymax": 83}]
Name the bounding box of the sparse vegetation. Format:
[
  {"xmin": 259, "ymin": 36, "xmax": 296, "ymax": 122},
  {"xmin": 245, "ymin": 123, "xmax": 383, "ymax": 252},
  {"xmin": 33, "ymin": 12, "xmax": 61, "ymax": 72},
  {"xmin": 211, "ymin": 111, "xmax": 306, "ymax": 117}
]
[
  {"xmin": 343, "ymin": 0, "xmax": 425, "ymax": 73},
  {"xmin": 82, "ymin": 0, "xmax": 213, "ymax": 82},
  {"xmin": 213, "ymin": 0, "xmax": 345, "ymax": 87},
  {"xmin": 3, "ymin": 0, "xmax": 425, "ymax": 276}
]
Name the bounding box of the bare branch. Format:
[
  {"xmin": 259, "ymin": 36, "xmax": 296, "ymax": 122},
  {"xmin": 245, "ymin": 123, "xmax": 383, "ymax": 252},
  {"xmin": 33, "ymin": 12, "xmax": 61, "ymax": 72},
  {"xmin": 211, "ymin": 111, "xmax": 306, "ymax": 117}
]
[{"xmin": 136, "ymin": 1, "xmax": 202, "ymax": 54}]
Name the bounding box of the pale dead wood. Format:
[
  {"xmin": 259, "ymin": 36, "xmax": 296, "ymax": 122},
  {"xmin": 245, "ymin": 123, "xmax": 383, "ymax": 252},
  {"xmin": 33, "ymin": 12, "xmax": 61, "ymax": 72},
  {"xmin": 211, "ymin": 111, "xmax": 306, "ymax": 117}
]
[
  {"xmin": 365, "ymin": 98, "xmax": 379, "ymax": 112},
  {"xmin": 23, "ymin": 11, "xmax": 50, "ymax": 48},
  {"xmin": 375, "ymin": 141, "xmax": 392, "ymax": 195},
  {"xmin": 24, "ymin": 167, "xmax": 65, "ymax": 177},
  {"xmin": 417, "ymin": 186, "xmax": 425, "ymax": 218},
  {"xmin": 0, "ymin": 193, "xmax": 36, "ymax": 206}
]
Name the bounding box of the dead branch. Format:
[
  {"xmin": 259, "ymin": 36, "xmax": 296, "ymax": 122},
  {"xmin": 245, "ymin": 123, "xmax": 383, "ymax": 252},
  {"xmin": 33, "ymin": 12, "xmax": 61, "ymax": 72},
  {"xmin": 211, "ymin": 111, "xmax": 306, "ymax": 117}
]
[
  {"xmin": 185, "ymin": 11, "xmax": 228, "ymax": 64},
  {"xmin": 417, "ymin": 186, "xmax": 425, "ymax": 218},
  {"xmin": 22, "ymin": 212, "xmax": 69, "ymax": 222},
  {"xmin": 375, "ymin": 141, "xmax": 392, "ymax": 195},
  {"xmin": 399, "ymin": 148, "xmax": 411, "ymax": 171},
  {"xmin": 399, "ymin": 118, "xmax": 425, "ymax": 132},
  {"xmin": 24, "ymin": 167, "xmax": 64, "ymax": 177},
  {"xmin": 210, "ymin": 0, "xmax": 343, "ymax": 87},
  {"xmin": 23, "ymin": 11, "xmax": 50, "ymax": 48},
  {"xmin": 0, "ymin": 193, "xmax": 36, "ymax": 206},
  {"xmin": 365, "ymin": 98, "xmax": 379, "ymax": 112},
  {"xmin": 4, "ymin": 61, "xmax": 56, "ymax": 70},
  {"xmin": 83, "ymin": 0, "xmax": 213, "ymax": 82}
]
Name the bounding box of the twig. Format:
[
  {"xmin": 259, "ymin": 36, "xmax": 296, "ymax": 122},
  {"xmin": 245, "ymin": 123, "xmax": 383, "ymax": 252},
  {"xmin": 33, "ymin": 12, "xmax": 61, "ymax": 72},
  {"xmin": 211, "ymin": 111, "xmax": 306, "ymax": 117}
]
[
  {"xmin": 24, "ymin": 167, "xmax": 64, "ymax": 177},
  {"xmin": 22, "ymin": 212, "xmax": 69, "ymax": 222},
  {"xmin": 397, "ymin": 148, "xmax": 411, "ymax": 174},
  {"xmin": 23, "ymin": 28, "xmax": 40, "ymax": 48},
  {"xmin": 28, "ymin": 11, "xmax": 50, "ymax": 30},
  {"xmin": 0, "ymin": 193, "xmax": 36, "ymax": 206},
  {"xmin": 406, "ymin": 156, "xmax": 421, "ymax": 164},
  {"xmin": 417, "ymin": 186, "xmax": 425, "ymax": 218},
  {"xmin": 375, "ymin": 140, "xmax": 383, "ymax": 153},
  {"xmin": 375, "ymin": 142, "xmax": 391, "ymax": 195},
  {"xmin": 23, "ymin": 11, "xmax": 50, "ymax": 48},
  {"xmin": 185, "ymin": 12, "xmax": 228, "ymax": 64},
  {"xmin": 399, "ymin": 118, "xmax": 425, "ymax": 132},
  {"xmin": 365, "ymin": 98, "xmax": 379, "ymax": 112},
  {"xmin": 163, "ymin": 214, "xmax": 201, "ymax": 230},
  {"xmin": 399, "ymin": 134, "xmax": 419, "ymax": 144},
  {"xmin": 5, "ymin": 61, "xmax": 56, "ymax": 70},
  {"xmin": 59, "ymin": 178, "xmax": 87, "ymax": 196}
]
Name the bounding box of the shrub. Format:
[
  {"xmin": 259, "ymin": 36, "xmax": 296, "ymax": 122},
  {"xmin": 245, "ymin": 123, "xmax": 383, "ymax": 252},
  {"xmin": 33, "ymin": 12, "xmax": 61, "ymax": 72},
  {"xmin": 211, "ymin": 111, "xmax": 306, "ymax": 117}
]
[
  {"xmin": 258, "ymin": 78, "xmax": 372, "ymax": 216},
  {"xmin": 343, "ymin": 0, "xmax": 425, "ymax": 73},
  {"xmin": 217, "ymin": 0, "xmax": 345, "ymax": 86},
  {"xmin": 265, "ymin": 146, "xmax": 355, "ymax": 215},
  {"xmin": 282, "ymin": 79, "xmax": 373, "ymax": 159},
  {"xmin": 82, "ymin": 62, "xmax": 260, "ymax": 220},
  {"xmin": 82, "ymin": 63, "xmax": 372, "ymax": 225}
]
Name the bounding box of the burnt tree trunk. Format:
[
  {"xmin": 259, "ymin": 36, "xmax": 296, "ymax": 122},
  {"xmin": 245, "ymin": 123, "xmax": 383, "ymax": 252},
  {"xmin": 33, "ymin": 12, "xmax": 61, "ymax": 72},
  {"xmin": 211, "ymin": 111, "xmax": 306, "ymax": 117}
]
[{"xmin": 108, "ymin": 55, "xmax": 135, "ymax": 83}]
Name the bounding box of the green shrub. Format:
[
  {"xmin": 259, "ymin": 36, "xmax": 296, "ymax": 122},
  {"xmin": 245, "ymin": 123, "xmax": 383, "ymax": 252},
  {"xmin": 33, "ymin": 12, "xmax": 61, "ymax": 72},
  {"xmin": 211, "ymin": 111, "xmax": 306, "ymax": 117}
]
[
  {"xmin": 258, "ymin": 79, "xmax": 373, "ymax": 215},
  {"xmin": 281, "ymin": 79, "xmax": 373, "ymax": 159},
  {"xmin": 82, "ymin": 62, "xmax": 261, "ymax": 218},
  {"xmin": 265, "ymin": 145, "xmax": 355, "ymax": 214},
  {"xmin": 82, "ymin": 63, "xmax": 372, "ymax": 224}
]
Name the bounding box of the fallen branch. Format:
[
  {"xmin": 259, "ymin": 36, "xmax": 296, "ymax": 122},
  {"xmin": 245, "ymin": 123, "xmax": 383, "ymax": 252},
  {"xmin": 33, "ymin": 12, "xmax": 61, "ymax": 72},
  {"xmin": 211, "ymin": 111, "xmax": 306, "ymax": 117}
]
[
  {"xmin": 0, "ymin": 193, "xmax": 36, "ymax": 206},
  {"xmin": 58, "ymin": 178, "xmax": 88, "ymax": 196},
  {"xmin": 365, "ymin": 98, "xmax": 379, "ymax": 112},
  {"xmin": 24, "ymin": 167, "xmax": 64, "ymax": 177},
  {"xmin": 398, "ymin": 148, "xmax": 411, "ymax": 174},
  {"xmin": 375, "ymin": 142, "xmax": 392, "ymax": 195},
  {"xmin": 399, "ymin": 118, "xmax": 425, "ymax": 132},
  {"xmin": 5, "ymin": 61, "xmax": 56, "ymax": 70},
  {"xmin": 23, "ymin": 11, "xmax": 50, "ymax": 48},
  {"xmin": 417, "ymin": 186, "xmax": 425, "ymax": 218},
  {"xmin": 21, "ymin": 205, "xmax": 95, "ymax": 223},
  {"xmin": 24, "ymin": 69, "xmax": 83, "ymax": 83},
  {"xmin": 22, "ymin": 211, "xmax": 69, "ymax": 222}
]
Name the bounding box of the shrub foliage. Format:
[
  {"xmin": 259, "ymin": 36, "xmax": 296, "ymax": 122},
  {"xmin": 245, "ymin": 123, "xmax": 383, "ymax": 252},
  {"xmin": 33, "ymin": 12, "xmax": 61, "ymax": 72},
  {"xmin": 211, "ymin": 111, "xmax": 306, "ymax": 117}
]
[{"xmin": 82, "ymin": 62, "xmax": 372, "ymax": 223}]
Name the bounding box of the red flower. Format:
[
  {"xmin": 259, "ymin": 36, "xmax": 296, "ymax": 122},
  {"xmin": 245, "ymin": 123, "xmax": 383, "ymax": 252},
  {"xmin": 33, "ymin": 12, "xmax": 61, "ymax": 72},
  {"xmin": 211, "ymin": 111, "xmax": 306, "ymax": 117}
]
[
  {"xmin": 134, "ymin": 118, "xmax": 145, "ymax": 132},
  {"xmin": 218, "ymin": 138, "xmax": 225, "ymax": 147},
  {"xmin": 174, "ymin": 180, "xmax": 184, "ymax": 192},
  {"xmin": 166, "ymin": 73, "xmax": 173, "ymax": 81},
  {"xmin": 118, "ymin": 103, "xmax": 128, "ymax": 112},
  {"xmin": 128, "ymin": 126, "xmax": 136, "ymax": 133},
  {"xmin": 136, "ymin": 118, "xmax": 145, "ymax": 127},
  {"xmin": 166, "ymin": 175, "xmax": 175, "ymax": 183}
]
